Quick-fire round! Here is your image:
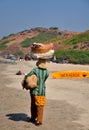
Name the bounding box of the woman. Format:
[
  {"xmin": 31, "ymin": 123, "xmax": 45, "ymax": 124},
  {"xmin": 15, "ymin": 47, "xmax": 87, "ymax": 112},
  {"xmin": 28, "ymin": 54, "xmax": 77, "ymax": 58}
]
[{"xmin": 25, "ymin": 59, "xmax": 49, "ymax": 125}]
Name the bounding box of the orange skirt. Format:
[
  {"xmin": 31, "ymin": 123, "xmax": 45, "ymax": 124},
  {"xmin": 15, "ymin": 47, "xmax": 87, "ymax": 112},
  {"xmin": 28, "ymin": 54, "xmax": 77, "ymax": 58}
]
[{"xmin": 34, "ymin": 96, "xmax": 46, "ymax": 106}]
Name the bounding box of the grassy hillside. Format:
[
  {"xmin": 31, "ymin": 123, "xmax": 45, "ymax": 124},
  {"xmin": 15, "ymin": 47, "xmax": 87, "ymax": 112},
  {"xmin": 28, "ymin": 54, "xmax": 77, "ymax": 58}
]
[
  {"xmin": 0, "ymin": 39, "xmax": 9, "ymax": 50},
  {"xmin": 20, "ymin": 32, "xmax": 61, "ymax": 47},
  {"xmin": 64, "ymin": 32, "xmax": 89, "ymax": 45},
  {"xmin": 0, "ymin": 28, "xmax": 89, "ymax": 64},
  {"xmin": 54, "ymin": 49, "xmax": 89, "ymax": 64}
]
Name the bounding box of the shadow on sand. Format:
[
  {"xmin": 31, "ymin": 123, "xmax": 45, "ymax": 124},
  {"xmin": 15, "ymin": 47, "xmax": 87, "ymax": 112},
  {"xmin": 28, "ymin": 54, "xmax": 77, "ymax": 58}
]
[{"xmin": 6, "ymin": 113, "xmax": 30, "ymax": 122}]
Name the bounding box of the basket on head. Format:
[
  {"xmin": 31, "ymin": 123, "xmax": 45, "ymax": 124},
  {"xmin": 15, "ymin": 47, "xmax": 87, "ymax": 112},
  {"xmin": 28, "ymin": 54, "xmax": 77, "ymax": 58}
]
[{"xmin": 31, "ymin": 42, "xmax": 54, "ymax": 59}]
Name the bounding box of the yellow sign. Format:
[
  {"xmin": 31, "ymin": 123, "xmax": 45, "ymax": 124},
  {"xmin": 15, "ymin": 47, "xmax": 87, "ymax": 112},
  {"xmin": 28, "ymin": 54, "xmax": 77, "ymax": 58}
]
[{"xmin": 52, "ymin": 70, "xmax": 89, "ymax": 78}]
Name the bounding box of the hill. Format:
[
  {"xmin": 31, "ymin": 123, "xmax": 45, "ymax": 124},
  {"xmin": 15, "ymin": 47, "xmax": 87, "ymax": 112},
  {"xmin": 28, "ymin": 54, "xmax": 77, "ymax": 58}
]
[
  {"xmin": 0, "ymin": 27, "xmax": 89, "ymax": 64},
  {"xmin": 0, "ymin": 27, "xmax": 81, "ymax": 54}
]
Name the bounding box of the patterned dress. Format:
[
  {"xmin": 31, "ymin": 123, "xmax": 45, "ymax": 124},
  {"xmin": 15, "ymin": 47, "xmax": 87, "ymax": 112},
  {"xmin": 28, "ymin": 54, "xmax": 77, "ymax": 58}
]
[{"xmin": 25, "ymin": 67, "xmax": 49, "ymax": 106}]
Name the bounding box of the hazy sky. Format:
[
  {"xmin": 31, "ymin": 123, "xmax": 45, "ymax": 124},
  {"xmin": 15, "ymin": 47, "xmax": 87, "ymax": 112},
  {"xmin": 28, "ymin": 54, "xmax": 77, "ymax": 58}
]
[{"xmin": 0, "ymin": 0, "xmax": 89, "ymax": 39}]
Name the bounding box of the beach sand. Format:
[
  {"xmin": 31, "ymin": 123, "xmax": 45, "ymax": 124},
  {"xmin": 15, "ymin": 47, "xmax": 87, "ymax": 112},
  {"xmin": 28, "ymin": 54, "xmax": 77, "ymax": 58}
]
[{"xmin": 0, "ymin": 58, "xmax": 89, "ymax": 130}]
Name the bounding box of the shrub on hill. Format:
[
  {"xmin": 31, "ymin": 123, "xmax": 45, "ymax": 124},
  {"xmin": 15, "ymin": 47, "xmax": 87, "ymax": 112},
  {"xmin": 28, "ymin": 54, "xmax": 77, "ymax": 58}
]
[
  {"xmin": 21, "ymin": 32, "xmax": 59, "ymax": 47},
  {"xmin": 64, "ymin": 32, "xmax": 89, "ymax": 45},
  {"xmin": 54, "ymin": 50, "xmax": 89, "ymax": 64},
  {"xmin": 0, "ymin": 40, "xmax": 9, "ymax": 50},
  {"xmin": 14, "ymin": 50, "xmax": 24, "ymax": 57}
]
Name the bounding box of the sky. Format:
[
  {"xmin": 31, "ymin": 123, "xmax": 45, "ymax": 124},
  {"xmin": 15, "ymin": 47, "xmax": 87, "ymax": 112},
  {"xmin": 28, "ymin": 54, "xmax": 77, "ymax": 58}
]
[{"xmin": 0, "ymin": 0, "xmax": 89, "ymax": 39}]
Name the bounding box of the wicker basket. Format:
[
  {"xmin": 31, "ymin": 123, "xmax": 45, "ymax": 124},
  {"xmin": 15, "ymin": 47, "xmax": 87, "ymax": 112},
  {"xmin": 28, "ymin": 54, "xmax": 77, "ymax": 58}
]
[{"xmin": 31, "ymin": 43, "xmax": 54, "ymax": 59}]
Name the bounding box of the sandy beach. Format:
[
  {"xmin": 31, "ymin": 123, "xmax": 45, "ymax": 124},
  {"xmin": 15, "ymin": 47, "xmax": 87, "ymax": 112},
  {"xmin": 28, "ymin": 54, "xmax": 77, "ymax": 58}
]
[{"xmin": 0, "ymin": 57, "xmax": 89, "ymax": 130}]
